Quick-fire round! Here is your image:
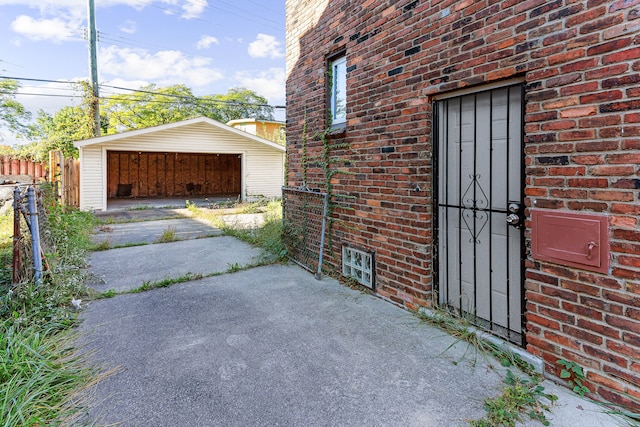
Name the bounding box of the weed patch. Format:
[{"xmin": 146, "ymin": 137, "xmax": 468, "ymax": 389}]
[
  {"xmin": 226, "ymin": 262, "xmax": 241, "ymax": 273},
  {"xmin": 155, "ymin": 226, "xmax": 178, "ymax": 243},
  {"xmin": 418, "ymin": 308, "xmax": 558, "ymax": 426},
  {"xmin": 92, "ymin": 239, "xmax": 112, "ymax": 251},
  {"xmin": 470, "ymin": 370, "xmax": 558, "ymax": 427},
  {"xmin": 191, "ymin": 200, "xmax": 286, "ymax": 262},
  {"xmin": 557, "ymin": 359, "xmax": 590, "ymax": 396},
  {"xmin": 129, "ymin": 272, "xmax": 204, "ymax": 293},
  {"xmin": 98, "ymin": 289, "xmax": 118, "ymax": 298}
]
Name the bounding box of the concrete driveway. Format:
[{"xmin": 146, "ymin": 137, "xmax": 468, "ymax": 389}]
[
  {"xmin": 80, "ymin": 264, "xmax": 503, "ymax": 426},
  {"xmin": 78, "ymin": 211, "xmax": 625, "ymax": 426}
]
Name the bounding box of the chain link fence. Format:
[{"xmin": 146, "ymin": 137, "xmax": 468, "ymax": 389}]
[
  {"xmin": 12, "ymin": 186, "xmax": 48, "ymax": 285},
  {"xmin": 282, "ymin": 187, "xmax": 328, "ymax": 279}
]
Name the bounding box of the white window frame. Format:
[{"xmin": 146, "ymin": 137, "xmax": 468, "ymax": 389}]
[{"xmin": 330, "ymin": 55, "xmax": 347, "ymax": 126}]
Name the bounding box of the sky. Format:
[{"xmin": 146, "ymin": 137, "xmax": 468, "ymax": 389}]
[{"xmin": 0, "ymin": 0, "xmax": 286, "ymax": 145}]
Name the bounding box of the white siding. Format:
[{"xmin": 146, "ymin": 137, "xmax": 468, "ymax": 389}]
[
  {"xmin": 78, "ymin": 121, "xmax": 285, "ymax": 210},
  {"xmin": 245, "ymin": 151, "xmax": 285, "ymax": 199},
  {"xmin": 79, "ymin": 146, "xmax": 105, "ymax": 211}
]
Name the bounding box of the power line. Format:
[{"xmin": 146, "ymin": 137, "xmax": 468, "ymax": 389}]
[
  {"xmin": 0, "ymin": 91, "xmax": 80, "ymax": 99},
  {"xmin": 101, "ymin": 84, "xmax": 285, "ymax": 109},
  {"xmin": 0, "ymin": 76, "xmax": 79, "ymax": 85},
  {"xmin": 0, "ymin": 75, "xmax": 285, "ymax": 109}
]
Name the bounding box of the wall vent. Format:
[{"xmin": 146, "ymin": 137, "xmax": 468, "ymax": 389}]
[{"xmin": 342, "ymin": 246, "xmax": 374, "ymax": 289}]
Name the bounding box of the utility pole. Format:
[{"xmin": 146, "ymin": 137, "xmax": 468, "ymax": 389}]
[{"xmin": 87, "ymin": 0, "xmax": 100, "ymax": 136}]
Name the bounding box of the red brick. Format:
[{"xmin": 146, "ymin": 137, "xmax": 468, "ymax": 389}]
[
  {"xmin": 584, "ymin": 344, "xmax": 629, "ymax": 368},
  {"xmin": 577, "ymin": 318, "xmax": 621, "ymax": 340},
  {"xmin": 587, "ymin": 371, "xmax": 626, "ymax": 392},
  {"xmin": 599, "ymin": 388, "xmax": 640, "ymax": 412},
  {"xmin": 586, "ymin": 36, "xmax": 633, "ymax": 56},
  {"xmin": 606, "ymin": 314, "xmax": 640, "ymax": 334},
  {"xmin": 560, "ymin": 106, "xmax": 597, "ymax": 118},
  {"xmin": 609, "ymin": 0, "xmax": 640, "ymax": 13},
  {"xmin": 561, "ymin": 280, "xmax": 601, "ymax": 296},
  {"xmin": 602, "ymin": 365, "xmax": 640, "ymax": 390},
  {"xmin": 602, "ymin": 47, "xmax": 640, "ymax": 64},
  {"xmin": 580, "ymin": 90, "xmax": 624, "ymax": 104},
  {"xmin": 588, "ymin": 190, "xmax": 634, "ymax": 201},
  {"xmin": 606, "ymin": 152, "xmax": 640, "ymax": 163},
  {"xmin": 562, "ymin": 301, "xmax": 604, "ymax": 320},
  {"xmin": 287, "ymin": 0, "xmax": 640, "ymax": 409},
  {"xmin": 591, "ymin": 165, "xmax": 634, "ymax": 176},
  {"xmin": 567, "ymin": 178, "xmax": 609, "ymax": 187},
  {"xmin": 563, "ymin": 324, "xmax": 604, "ymax": 345},
  {"xmin": 548, "ymin": 166, "xmax": 586, "ymax": 175},
  {"xmin": 528, "ymin": 312, "xmax": 561, "ymax": 330},
  {"xmin": 571, "ymin": 154, "xmax": 604, "ymax": 165},
  {"xmin": 544, "ymin": 330, "xmax": 582, "ymax": 350},
  {"xmin": 606, "ymin": 339, "xmax": 640, "ymax": 359}
]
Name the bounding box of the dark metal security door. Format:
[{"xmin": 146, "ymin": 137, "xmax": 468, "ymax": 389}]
[{"xmin": 435, "ymin": 84, "xmax": 525, "ymax": 345}]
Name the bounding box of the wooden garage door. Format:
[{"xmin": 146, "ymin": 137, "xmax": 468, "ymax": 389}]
[{"xmin": 107, "ymin": 151, "xmax": 241, "ymax": 198}]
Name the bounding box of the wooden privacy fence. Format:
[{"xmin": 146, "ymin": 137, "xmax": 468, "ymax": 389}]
[
  {"xmin": 49, "ymin": 151, "xmax": 80, "ymax": 208},
  {"xmin": 0, "ymin": 156, "xmax": 47, "ymax": 180}
]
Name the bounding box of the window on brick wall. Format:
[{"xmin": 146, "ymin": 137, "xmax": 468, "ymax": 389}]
[{"xmin": 329, "ymin": 55, "xmax": 346, "ymax": 127}]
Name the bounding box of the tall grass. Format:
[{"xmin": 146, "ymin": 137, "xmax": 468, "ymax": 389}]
[
  {"xmin": 219, "ymin": 200, "xmax": 286, "ymax": 261},
  {"xmin": 1, "ymin": 192, "xmax": 99, "ymax": 426},
  {"xmin": 192, "ymin": 199, "xmax": 287, "ymax": 262},
  {"xmin": 1, "ymin": 322, "xmax": 96, "ymax": 426}
]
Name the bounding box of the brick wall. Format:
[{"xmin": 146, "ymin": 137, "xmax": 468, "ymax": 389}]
[{"xmin": 286, "ymin": 0, "xmax": 640, "ymax": 409}]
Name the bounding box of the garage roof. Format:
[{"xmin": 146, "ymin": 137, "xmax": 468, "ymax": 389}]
[{"xmin": 74, "ymin": 116, "xmax": 286, "ymax": 152}]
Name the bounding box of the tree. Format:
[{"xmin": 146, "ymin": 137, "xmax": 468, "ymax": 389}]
[
  {"xmin": 196, "ymin": 87, "xmax": 274, "ymax": 123},
  {"xmin": 19, "ymin": 84, "xmax": 276, "ymax": 160},
  {"xmin": 102, "ymin": 84, "xmax": 199, "ymax": 134},
  {"xmin": 25, "ymin": 106, "xmax": 94, "ymax": 160},
  {"xmin": 23, "ymin": 81, "xmax": 105, "ymax": 160},
  {"xmin": 101, "ymin": 85, "xmax": 275, "ymax": 133},
  {"xmin": 0, "ymin": 79, "xmax": 31, "ymax": 139}
]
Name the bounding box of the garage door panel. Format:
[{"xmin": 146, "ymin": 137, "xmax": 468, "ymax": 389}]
[
  {"xmin": 107, "ymin": 151, "xmax": 241, "ymax": 199},
  {"xmin": 108, "ymin": 154, "xmax": 118, "ymax": 198}
]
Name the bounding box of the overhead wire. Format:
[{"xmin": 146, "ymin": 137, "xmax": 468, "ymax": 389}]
[{"xmin": 0, "ymin": 75, "xmax": 285, "ymax": 110}]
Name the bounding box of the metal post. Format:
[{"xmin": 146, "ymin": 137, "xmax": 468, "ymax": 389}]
[
  {"xmin": 315, "ymin": 193, "xmax": 329, "ymax": 280},
  {"xmin": 27, "ymin": 187, "xmax": 43, "ymax": 286},
  {"xmin": 12, "ymin": 187, "xmax": 21, "ymax": 285},
  {"xmin": 87, "ymin": 0, "xmax": 100, "ymax": 136}
]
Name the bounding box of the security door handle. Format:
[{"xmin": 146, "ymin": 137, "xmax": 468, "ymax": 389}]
[{"xmin": 506, "ymin": 213, "xmax": 521, "ymax": 226}]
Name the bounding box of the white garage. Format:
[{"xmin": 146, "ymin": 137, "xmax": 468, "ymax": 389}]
[{"xmin": 74, "ymin": 116, "xmax": 285, "ymax": 211}]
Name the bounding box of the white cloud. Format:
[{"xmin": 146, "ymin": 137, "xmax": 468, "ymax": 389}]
[
  {"xmin": 1, "ymin": 1, "xmax": 208, "ymax": 23},
  {"xmin": 0, "ymin": 0, "xmax": 146, "ymax": 11},
  {"xmin": 119, "ymin": 19, "xmax": 137, "ymax": 34},
  {"xmin": 196, "ymin": 35, "xmax": 219, "ymax": 50},
  {"xmin": 235, "ymin": 68, "xmax": 285, "ymax": 104},
  {"xmin": 10, "ymin": 15, "xmax": 81, "ymax": 42},
  {"xmin": 100, "ymin": 46, "xmax": 224, "ymax": 87},
  {"xmin": 181, "ymin": 0, "xmax": 208, "ymax": 19},
  {"xmin": 248, "ymin": 34, "xmax": 284, "ymax": 59}
]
